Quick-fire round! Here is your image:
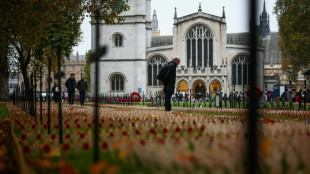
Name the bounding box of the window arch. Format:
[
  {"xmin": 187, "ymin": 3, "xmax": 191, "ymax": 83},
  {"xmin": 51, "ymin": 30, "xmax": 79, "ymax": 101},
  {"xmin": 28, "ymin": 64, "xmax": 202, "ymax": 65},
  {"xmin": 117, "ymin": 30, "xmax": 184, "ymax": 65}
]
[
  {"xmin": 186, "ymin": 24, "xmax": 214, "ymax": 68},
  {"xmin": 231, "ymin": 55, "xmax": 249, "ymax": 86},
  {"xmin": 110, "ymin": 74, "xmax": 125, "ymax": 91},
  {"xmin": 113, "ymin": 34, "xmax": 123, "ymax": 47},
  {"xmin": 147, "ymin": 55, "xmax": 168, "ymax": 86}
]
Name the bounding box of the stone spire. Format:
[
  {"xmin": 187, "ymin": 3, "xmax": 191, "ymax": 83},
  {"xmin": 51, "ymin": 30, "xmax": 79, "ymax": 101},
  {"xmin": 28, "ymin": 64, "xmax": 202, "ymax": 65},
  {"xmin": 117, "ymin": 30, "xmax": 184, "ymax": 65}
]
[
  {"xmin": 153, "ymin": 9, "xmax": 157, "ymax": 20},
  {"xmin": 222, "ymin": 6, "xmax": 226, "ymax": 18},
  {"xmin": 198, "ymin": 3, "xmax": 202, "ymax": 12},
  {"xmin": 174, "ymin": 7, "xmax": 177, "ymax": 19},
  {"xmin": 76, "ymin": 51, "xmax": 79, "ymax": 62},
  {"xmin": 258, "ymin": 0, "xmax": 270, "ymax": 38}
]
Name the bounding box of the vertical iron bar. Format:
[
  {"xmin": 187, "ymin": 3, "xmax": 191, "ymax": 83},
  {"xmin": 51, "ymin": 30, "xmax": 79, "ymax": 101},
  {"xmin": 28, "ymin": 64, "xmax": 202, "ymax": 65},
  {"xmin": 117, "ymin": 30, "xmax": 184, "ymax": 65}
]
[
  {"xmin": 40, "ymin": 66, "xmax": 43, "ymax": 125},
  {"xmin": 48, "ymin": 56, "xmax": 51, "ymax": 134},
  {"xmin": 304, "ymin": 80, "xmax": 306, "ymax": 111},
  {"xmin": 34, "ymin": 73, "xmax": 37, "ymax": 121},
  {"xmin": 247, "ymin": 0, "xmax": 258, "ymax": 173},
  {"xmin": 94, "ymin": 8, "xmax": 100, "ymax": 163},
  {"xmin": 57, "ymin": 45, "xmax": 63, "ymax": 144}
]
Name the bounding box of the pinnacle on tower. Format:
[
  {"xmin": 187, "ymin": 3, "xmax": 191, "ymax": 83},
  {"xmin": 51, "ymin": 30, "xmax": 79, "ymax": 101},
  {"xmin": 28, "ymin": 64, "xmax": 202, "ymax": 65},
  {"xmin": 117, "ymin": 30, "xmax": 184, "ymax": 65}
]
[
  {"xmin": 263, "ymin": 0, "xmax": 266, "ymax": 13},
  {"xmin": 153, "ymin": 9, "xmax": 157, "ymax": 20},
  {"xmin": 174, "ymin": 7, "xmax": 177, "ymax": 19},
  {"xmin": 198, "ymin": 3, "xmax": 202, "ymax": 12},
  {"xmin": 222, "ymin": 6, "xmax": 226, "ymax": 18},
  {"xmin": 76, "ymin": 51, "xmax": 79, "ymax": 62}
]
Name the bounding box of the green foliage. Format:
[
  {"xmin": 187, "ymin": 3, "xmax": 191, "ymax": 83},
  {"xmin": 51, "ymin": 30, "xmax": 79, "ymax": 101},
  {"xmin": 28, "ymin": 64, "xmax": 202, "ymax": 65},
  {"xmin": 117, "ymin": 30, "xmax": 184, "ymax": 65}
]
[
  {"xmin": 0, "ymin": 0, "xmax": 129, "ymax": 90},
  {"xmin": 84, "ymin": 50, "xmax": 92, "ymax": 93},
  {"xmin": 274, "ymin": 0, "xmax": 310, "ymax": 80},
  {"xmin": 0, "ymin": 104, "xmax": 8, "ymax": 119}
]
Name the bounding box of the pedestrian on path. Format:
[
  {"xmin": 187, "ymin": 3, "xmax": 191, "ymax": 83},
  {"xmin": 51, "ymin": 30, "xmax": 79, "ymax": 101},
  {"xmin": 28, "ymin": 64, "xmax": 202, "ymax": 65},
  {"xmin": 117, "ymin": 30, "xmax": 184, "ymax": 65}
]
[
  {"xmin": 65, "ymin": 73, "xmax": 77, "ymax": 105},
  {"xmin": 77, "ymin": 76, "xmax": 88, "ymax": 105},
  {"xmin": 157, "ymin": 57, "xmax": 180, "ymax": 111}
]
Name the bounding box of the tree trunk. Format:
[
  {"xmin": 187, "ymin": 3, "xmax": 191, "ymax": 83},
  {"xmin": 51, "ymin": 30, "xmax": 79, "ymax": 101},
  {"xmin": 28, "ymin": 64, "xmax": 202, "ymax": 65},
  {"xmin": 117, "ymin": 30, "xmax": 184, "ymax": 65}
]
[{"xmin": 0, "ymin": 44, "xmax": 9, "ymax": 101}]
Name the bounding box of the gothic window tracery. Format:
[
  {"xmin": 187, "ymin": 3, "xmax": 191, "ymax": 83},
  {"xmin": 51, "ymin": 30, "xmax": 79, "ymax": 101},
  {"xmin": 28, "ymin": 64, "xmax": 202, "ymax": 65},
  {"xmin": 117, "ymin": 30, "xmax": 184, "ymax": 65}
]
[
  {"xmin": 186, "ymin": 24, "xmax": 214, "ymax": 68},
  {"xmin": 232, "ymin": 55, "xmax": 249, "ymax": 86},
  {"xmin": 147, "ymin": 55, "xmax": 168, "ymax": 86},
  {"xmin": 110, "ymin": 74, "xmax": 125, "ymax": 91}
]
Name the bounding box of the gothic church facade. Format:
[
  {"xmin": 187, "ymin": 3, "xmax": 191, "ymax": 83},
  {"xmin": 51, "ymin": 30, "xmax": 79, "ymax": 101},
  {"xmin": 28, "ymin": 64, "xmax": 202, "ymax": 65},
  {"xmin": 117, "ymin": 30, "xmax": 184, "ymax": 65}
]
[{"xmin": 91, "ymin": 0, "xmax": 265, "ymax": 98}]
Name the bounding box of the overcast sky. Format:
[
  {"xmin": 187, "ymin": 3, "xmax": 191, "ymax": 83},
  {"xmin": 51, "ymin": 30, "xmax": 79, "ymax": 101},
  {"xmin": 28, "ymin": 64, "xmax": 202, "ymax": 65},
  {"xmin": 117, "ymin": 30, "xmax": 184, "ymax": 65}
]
[{"xmin": 72, "ymin": 0, "xmax": 278, "ymax": 55}]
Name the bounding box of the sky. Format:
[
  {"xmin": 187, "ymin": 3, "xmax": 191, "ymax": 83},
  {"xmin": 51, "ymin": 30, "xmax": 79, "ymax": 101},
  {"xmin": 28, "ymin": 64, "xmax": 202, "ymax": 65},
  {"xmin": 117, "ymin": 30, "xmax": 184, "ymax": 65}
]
[{"xmin": 72, "ymin": 0, "xmax": 278, "ymax": 55}]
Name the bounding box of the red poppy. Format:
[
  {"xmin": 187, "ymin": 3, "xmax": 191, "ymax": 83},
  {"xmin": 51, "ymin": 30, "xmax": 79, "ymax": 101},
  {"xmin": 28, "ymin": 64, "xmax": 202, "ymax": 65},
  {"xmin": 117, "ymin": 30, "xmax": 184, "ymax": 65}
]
[
  {"xmin": 122, "ymin": 131, "xmax": 127, "ymax": 136},
  {"xmin": 31, "ymin": 125, "xmax": 36, "ymax": 130},
  {"xmin": 22, "ymin": 145, "xmax": 30, "ymax": 154},
  {"xmin": 20, "ymin": 134, "xmax": 26, "ymax": 140},
  {"xmin": 66, "ymin": 124, "xmax": 70, "ymax": 129},
  {"xmin": 65, "ymin": 134, "xmax": 71, "ymax": 139},
  {"xmin": 188, "ymin": 127, "xmax": 193, "ymax": 133},
  {"xmin": 109, "ymin": 123, "xmax": 114, "ymax": 128},
  {"xmin": 88, "ymin": 123, "xmax": 92, "ymax": 128},
  {"xmin": 82, "ymin": 142, "xmax": 89, "ymax": 151},
  {"xmin": 131, "ymin": 122, "xmax": 135, "ymax": 127},
  {"xmin": 43, "ymin": 144, "xmax": 51, "ymax": 153},
  {"xmin": 51, "ymin": 134, "xmax": 56, "ymax": 140},
  {"xmin": 158, "ymin": 138, "xmax": 165, "ymax": 144},
  {"xmin": 175, "ymin": 127, "xmax": 181, "ymax": 132},
  {"xmin": 140, "ymin": 139, "xmax": 146, "ymax": 146},
  {"xmin": 101, "ymin": 142, "xmax": 108, "ymax": 150},
  {"xmin": 109, "ymin": 132, "xmax": 114, "ymax": 137},
  {"xmin": 98, "ymin": 123, "xmax": 103, "ymax": 128},
  {"xmin": 54, "ymin": 124, "xmax": 59, "ymax": 129},
  {"xmin": 62, "ymin": 143, "xmax": 70, "ymax": 151},
  {"xmin": 150, "ymin": 129, "xmax": 156, "ymax": 135},
  {"xmin": 76, "ymin": 124, "xmax": 81, "ymax": 128},
  {"xmin": 163, "ymin": 128, "xmax": 168, "ymax": 134},
  {"xmin": 36, "ymin": 134, "xmax": 41, "ymax": 140},
  {"xmin": 135, "ymin": 130, "xmax": 140, "ymax": 135},
  {"xmin": 221, "ymin": 119, "xmax": 224, "ymax": 123},
  {"xmin": 20, "ymin": 125, "xmax": 24, "ymax": 130},
  {"xmin": 200, "ymin": 126, "xmax": 205, "ymax": 132},
  {"xmin": 80, "ymin": 133, "xmax": 85, "ymax": 139}
]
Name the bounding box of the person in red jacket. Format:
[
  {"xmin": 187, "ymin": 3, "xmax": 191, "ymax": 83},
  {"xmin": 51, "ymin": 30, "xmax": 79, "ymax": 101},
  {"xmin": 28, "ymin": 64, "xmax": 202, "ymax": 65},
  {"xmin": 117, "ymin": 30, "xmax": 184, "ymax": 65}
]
[{"xmin": 296, "ymin": 92, "xmax": 302, "ymax": 110}]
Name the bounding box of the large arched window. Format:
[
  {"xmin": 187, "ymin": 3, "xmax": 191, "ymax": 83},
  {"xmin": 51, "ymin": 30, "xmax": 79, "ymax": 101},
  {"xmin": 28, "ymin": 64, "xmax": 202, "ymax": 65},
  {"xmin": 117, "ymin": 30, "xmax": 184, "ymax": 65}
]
[
  {"xmin": 232, "ymin": 55, "xmax": 249, "ymax": 86},
  {"xmin": 186, "ymin": 24, "xmax": 214, "ymax": 68},
  {"xmin": 147, "ymin": 55, "xmax": 168, "ymax": 86},
  {"xmin": 113, "ymin": 34, "xmax": 123, "ymax": 47},
  {"xmin": 110, "ymin": 74, "xmax": 125, "ymax": 91}
]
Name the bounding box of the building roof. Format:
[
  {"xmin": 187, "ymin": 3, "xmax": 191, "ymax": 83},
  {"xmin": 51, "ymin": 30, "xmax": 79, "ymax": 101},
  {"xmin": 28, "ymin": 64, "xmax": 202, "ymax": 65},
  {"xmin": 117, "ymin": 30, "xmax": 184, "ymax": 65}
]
[
  {"xmin": 227, "ymin": 33, "xmax": 251, "ymax": 45},
  {"xmin": 262, "ymin": 32, "xmax": 281, "ymax": 64},
  {"xmin": 68, "ymin": 54, "xmax": 86, "ymax": 62},
  {"xmin": 151, "ymin": 36, "xmax": 173, "ymax": 47}
]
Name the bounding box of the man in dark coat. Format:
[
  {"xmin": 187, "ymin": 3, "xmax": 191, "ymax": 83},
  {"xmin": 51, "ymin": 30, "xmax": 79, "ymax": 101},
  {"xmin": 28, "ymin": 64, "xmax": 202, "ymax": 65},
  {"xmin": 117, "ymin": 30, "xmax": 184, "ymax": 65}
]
[
  {"xmin": 65, "ymin": 73, "xmax": 77, "ymax": 105},
  {"xmin": 77, "ymin": 76, "xmax": 88, "ymax": 105},
  {"xmin": 162, "ymin": 57, "xmax": 180, "ymax": 111}
]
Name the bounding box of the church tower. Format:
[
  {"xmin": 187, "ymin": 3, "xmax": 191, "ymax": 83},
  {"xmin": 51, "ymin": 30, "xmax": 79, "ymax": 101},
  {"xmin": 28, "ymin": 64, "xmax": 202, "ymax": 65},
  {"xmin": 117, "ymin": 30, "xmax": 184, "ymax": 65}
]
[
  {"xmin": 259, "ymin": 0, "xmax": 270, "ymax": 38},
  {"xmin": 151, "ymin": 10, "xmax": 160, "ymax": 36},
  {"xmin": 91, "ymin": 0, "xmax": 151, "ymax": 95}
]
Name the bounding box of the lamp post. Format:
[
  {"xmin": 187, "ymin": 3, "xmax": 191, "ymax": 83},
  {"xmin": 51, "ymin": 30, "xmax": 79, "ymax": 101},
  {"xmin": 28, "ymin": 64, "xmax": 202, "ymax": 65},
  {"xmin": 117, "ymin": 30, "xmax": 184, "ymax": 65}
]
[
  {"xmin": 303, "ymin": 70, "xmax": 309, "ymax": 110},
  {"xmin": 288, "ymin": 71, "xmax": 293, "ymax": 109}
]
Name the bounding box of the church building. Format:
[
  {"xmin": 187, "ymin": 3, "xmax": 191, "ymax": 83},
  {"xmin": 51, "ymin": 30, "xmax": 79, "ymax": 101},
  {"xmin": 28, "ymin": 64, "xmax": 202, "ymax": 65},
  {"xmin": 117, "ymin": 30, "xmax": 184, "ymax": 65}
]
[{"xmin": 91, "ymin": 0, "xmax": 265, "ymax": 98}]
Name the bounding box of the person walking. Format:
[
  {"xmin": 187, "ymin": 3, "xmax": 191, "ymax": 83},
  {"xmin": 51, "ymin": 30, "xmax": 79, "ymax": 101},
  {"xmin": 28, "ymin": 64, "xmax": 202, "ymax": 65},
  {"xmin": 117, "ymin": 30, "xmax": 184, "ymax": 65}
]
[
  {"xmin": 77, "ymin": 76, "xmax": 88, "ymax": 105},
  {"xmin": 65, "ymin": 73, "xmax": 77, "ymax": 105},
  {"xmin": 157, "ymin": 57, "xmax": 180, "ymax": 111},
  {"xmin": 51, "ymin": 82, "xmax": 60, "ymax": 103}
]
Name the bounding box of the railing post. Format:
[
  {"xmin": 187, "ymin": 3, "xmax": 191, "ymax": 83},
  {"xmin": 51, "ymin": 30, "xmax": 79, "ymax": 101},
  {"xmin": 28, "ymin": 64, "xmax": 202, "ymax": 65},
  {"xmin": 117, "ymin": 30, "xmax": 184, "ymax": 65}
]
[{"xmin": 57, "ymin": 45, "xmax": 63, "ymax": 144}]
